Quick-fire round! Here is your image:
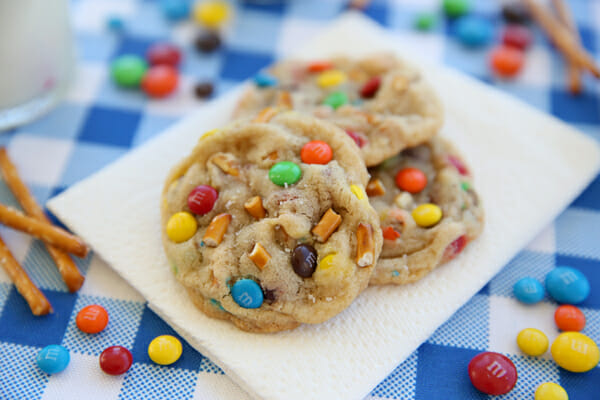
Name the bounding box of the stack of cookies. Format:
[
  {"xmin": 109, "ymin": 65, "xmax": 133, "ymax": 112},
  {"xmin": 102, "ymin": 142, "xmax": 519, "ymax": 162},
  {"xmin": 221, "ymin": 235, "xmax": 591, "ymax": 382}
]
[{"xmin": 161, "ymin": 54, "xmax": 484, "ymax": 333}]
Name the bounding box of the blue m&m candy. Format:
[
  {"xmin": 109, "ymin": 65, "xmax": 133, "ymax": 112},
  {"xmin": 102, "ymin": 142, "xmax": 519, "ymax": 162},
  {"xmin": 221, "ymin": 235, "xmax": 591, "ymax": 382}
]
[
  {"xmin": 455, "ymin": 16, "xmax": 493, "ymax": 47},
  {"xmin": 231, "ymin": 279, "xmax": 263, "ymax": 309},
  {"xmin": 37, "ymin": 345, "xmax": 70, "ymax": 374},
  {"xmin": 160, "ymin": 0, "xmax": 190, "ymax": 20},
  {"xmin": 254, "ymin": 73, "xmax": 278, "ymax": 88},
  {"xmin": 546, "ymin": 266, "xmax": 590, "ymax": 304},
  {"xmin": 513, "ymin": 277, "xmax": 544, "ymax": 304}
]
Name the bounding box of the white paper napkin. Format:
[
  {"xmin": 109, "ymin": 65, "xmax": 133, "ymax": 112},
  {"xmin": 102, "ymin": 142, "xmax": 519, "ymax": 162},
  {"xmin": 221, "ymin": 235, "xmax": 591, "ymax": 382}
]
[{"xmin": 47, "ymin": 13, "xmax": 600, "ymax": 400}]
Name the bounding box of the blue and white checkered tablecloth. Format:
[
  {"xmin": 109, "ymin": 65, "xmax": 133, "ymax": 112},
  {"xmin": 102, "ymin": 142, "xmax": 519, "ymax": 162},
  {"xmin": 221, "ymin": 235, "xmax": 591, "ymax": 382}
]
[{"xmin": 1, "ymin": 0, "xmax": 599, "ymax": 399}]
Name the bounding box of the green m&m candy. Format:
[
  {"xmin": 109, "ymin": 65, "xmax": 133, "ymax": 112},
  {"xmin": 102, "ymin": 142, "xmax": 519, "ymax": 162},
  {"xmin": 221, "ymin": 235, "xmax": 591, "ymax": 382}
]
[
  {"xmin": 111, "ymin": 55, "xmax": 148, "ymax": 87},
  {"xmin": 323, "ymin": 91, "xmax": 348, "ymax": 109},
  {"xmin": 443, "ymin": 0, "xmax": 470, "ymax": 18},
  {"xmin": 269, "ymin": 161, "xmax": 301, "ymax": 186},
  {"xmin": 414, "ymin": 13, "xmax": 436, "ymax": 31}
]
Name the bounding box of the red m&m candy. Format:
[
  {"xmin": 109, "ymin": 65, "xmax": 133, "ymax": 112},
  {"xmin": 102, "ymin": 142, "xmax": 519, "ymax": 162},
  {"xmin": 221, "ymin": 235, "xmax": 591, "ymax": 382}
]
[
  {"xmin": 442, "ymin": 235, "xmax": 467, "ymax": 261},
  {"xmin": 502, "ymin": 25, "xmax": 532, "ymax": 50},
  {"xmin": 142, "ymin": 65, "xmax": 178, "ymax": 97},
  {"xmin": 99, "ymin": 346, "xmax": 133, "ymax": 375},
  {"xmin": 147, "ymin": 43, "xmax": 182, "ymax": 67},
  {"xmin": 555, "ymin": 305, "xmax": 586, "ymax": 332},
  {"xmin": 188, "ymin": 185, "xmax": 218, "ymax": 215},
  {"xmin": 360, "ymin": 77, "xmax": 381, "ymax": 99},
  {"xmin": 395, "ymin": 168, "xmax": 427, "ymax": 193},
  {"xmin": 346, "ymin": 130, "xmax": 366, "ymax": 148},
  {"xmin": 301, "ymin": 141, "xmax": 332, "ymax": 165},
  {"xmin": 76, "ymin": 304, "xmax": 109, "ymax": 334},
  {"xmin": 447, "ymin": 155, "xmax": 469, "ymax": 175},
  {"xmin": 468, "ymin": 352, "xmax": 518, "ymax": 395}
]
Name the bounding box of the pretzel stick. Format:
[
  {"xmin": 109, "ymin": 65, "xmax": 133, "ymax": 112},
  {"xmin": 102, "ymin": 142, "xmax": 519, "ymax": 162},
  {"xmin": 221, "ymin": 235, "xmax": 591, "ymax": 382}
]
[
  {"xmin": 551, "ymin": 0, "xmax": 582, "ymax": 93},
  {"xmin": 0, "ymin": 234, "xmax": 52, "ymax": 315},
  {"xmin": 0, "ymin": 149, "xmax": 84, "ymax": 292},
  {"xmin": 523, "ymin": 0, "xmax": 600, "ymax": 78},
  {"xmin": 0, "ymin": 204, "xmax": 88, "ymax": 258}
]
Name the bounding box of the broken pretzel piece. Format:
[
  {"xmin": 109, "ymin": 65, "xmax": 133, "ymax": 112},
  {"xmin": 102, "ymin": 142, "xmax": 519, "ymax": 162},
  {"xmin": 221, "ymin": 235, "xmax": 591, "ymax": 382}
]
[
  {"xmin": 203, "ymin": 213, "xmax": 231, "ymax": 247},
  {"xmin": 248, "ymin": 242, "xmax": 271, "ymax": 270},
  {"xmin": 366, "ymin": 178, "xmax": 385, "ymax": 197},
  {"xmin": 209, "ymin": 153, "xmax": 239, "ymax": 177},
  {"xmin": 312, "ymin": 208, "xmax": 342, "ymax": 243},
  {"xmin": 356, "ymin": 223, "xmax": 375, "ymax": 267},
  {"xmin": 244, "ymin": 196, "xmax": 266, "ymax": 219}
]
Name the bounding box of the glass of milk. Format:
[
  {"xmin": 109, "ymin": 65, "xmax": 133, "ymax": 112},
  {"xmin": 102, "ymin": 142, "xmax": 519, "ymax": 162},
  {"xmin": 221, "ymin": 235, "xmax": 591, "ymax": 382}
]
[{"xmin": 0, "ymin": 0, "xmax": 75, "ymax": 131}]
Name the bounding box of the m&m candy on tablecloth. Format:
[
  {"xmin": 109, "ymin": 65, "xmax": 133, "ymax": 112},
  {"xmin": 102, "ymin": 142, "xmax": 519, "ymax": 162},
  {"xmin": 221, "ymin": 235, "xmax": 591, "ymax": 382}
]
[
  {"xmin": 502, "ymin": 25, "xmax": 532, "ymax": 50},
  {"xmin": 455, "ymin": 16, "xmax": 493, "ymax": 47},
  {"xmin": 195, "ymin": 31, "xmax": 222, "ymax": 53},
  {"xmin": 167, "ymin": 211, "xmax": 197, "ymax": 243},
  {"xmin": 468, "ymin": 351, "xmax": 517, "ymax": 395},
  {"xmin": 194, "ymin": 82, "xmax": 214, "ymax": 99},
  {"xmin": 442, "ymin": 0, "xmax": 470, "ymax": 18},
  {"xmin": 188, "ymin": 185, "xmax": 218, "ymax": 216},
  {"xmin": 545, "ymin": 266, "xmax": 590, "ymax": 304},
  {"xmin": 37, "ymin": 345, "xmax": 70, "ymax": 374},
  {"xmin": 513, "ymin": 277, "xmax": 544, "ymax": 304},
  {"xmin": 414, "ymin": 13, "xmax": 436, "ymax": 31},
  {"xmin": 301, "ymin": 141, "xmax": 332, "ymax": 165},
  {"xmin": 395, "ymin": 168, "xmax": 427, "ymax": 193},
  {"xmin": 159, "ymin": 0, "xmax": 190, "ymax": 20},
  {"xmin": 111, "ymin": 55, "xmax": 148, "ymax": 88},
  {"xmin": 517, "ymin": 328, "xmax": 549, "ymax": 356},
  {"xmin": 412, "ymin": 204, "xmax": 442, "ymax": 228},
  {"xmin": 76, "ymin": 304, "xmax": 109, "ymax": 334},
  {"xmin": 535, "ymin": 382, "xmax": 569, "ymax": 400},
  {"xmin": 554, "ymin": 305, "xmax": 586, "ymax": 332},
  {"xmin": 193, "ymin": 0, "xmax": 230, "ymax": 28},
  {"xmin": 99, "ymin": 346, "xmax": 133, "ymax": 375},
  {"xmin": 148, "ymin": 335, "xmax": 182, "ymax": 365},
  {"xmin": 142, "ymin": 65, "xmax": 178, "ymax": 98},
  {"xmin": 269, "ymin": 161, "xmax": 302, "ymax": 186},
  {"xmin": 551, "ymin": 332, "xmax": 599, "ymax": 372},
  {"xmin": 231, "ymin": 279, "xmax": 263, "ymax": 309},
  {"xmin": 147, "ymin": 43, "xmax": 182, "ymax": 67},
  {"xmin": 490, "ymin": 45, "xmax": 525, "ymax": 77}
]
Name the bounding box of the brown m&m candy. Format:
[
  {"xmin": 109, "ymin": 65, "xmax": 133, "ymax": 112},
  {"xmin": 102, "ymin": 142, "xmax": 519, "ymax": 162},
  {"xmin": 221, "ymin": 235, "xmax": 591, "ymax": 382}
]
[{"xmin": 292, "ymin": 244, "xmax": 317, "ymax": 278}]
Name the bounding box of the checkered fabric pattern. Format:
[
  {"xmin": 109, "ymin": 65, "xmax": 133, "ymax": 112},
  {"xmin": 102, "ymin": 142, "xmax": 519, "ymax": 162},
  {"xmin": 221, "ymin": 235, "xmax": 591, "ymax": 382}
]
[{"xmin": 0, "ymin": 0, "xmax": 599, "ymax": 399}]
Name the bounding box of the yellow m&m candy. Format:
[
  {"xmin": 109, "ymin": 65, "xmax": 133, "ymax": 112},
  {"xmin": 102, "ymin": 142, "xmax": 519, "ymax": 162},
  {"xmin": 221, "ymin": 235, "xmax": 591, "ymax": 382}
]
[
  {"xmin": 517, "ymin": 328, "xmax": 548, "ymax": 356},
  {"xmin": 167, "ymin": 212, "xmax": 197, "ymax": 243},
  {"xmin": 535, "ymin": 382, "xmax": 568, "ymax": 400},
  {"xmin": 350, "ymin": 184, "xmax": 367, "ymax": 201},
  {"xmin": 551, "ymin": 332, "xmax": 599, "ymax": 373},
  {"xmin": 313, "ymin": 253, "xmax": 352, "ymax": 283},
  {"xmin": 148, "ymin": 335, "xmax": 182, "ymax": 365},
  {"xmin": 412, "ymin": 203, "xmax": 442, "ymax": 227},
  {"xmin": 193, "ymin": 1, "xmax": 230, "ymax": 28},
  {"xmin": 317, "ymin": 70, "xmax": 347, "ymax": 88}
]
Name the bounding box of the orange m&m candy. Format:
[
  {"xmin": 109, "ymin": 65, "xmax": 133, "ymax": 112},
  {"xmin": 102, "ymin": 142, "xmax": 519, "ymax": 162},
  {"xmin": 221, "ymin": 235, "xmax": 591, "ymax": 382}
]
[
  {"xmin": 490, "ymin": 45, "xmax": 524, "ymax": 77},
  {"xmin": 395, "ymin": 168, "xmax": 427, "ymax": 193},
  {"xmin": 142, "ymin": 65, "xmax": 178, "ymax": 97},
  {"xmin": 307, "ymin": 60, "xmax": 333, "ymax": 73},
  {"xmin": 301, "ymin": 141, "xmax": 333, "ymax": 165},
  {"xmin": 76, "ymin": 304, "xmax": 109, "ymax": 334},
  {"xmin": 555, "ymin": 305, "xmax": 586, "ymax": 332}
]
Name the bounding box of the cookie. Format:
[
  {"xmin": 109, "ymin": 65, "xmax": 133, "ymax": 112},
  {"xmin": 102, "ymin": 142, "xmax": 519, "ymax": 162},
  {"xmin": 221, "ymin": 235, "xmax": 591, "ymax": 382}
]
[
  {"xmin": 161, "ymin": 111, "xmax": 382, "ymax": 332},
  {"xmin": 367, "ymin": 137, "xmax": 484, "ymax": 285},
  {"xmin": 233, "ymin": 53, "xmax": 444, "ymax": 166}
]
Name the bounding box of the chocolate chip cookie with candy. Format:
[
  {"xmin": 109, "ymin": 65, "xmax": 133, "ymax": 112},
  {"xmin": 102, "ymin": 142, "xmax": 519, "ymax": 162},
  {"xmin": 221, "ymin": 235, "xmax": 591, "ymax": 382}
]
[
  {"xmin": 367, "ymin": 137, "xmax": 484, "ymax": 285},
  {"xmin": 161, "ymin": 111, "xmax": 382, "ymax": 332},
  {"xmin": 233, "ymin": 53, "xmax": 444, "ymax": 167}
]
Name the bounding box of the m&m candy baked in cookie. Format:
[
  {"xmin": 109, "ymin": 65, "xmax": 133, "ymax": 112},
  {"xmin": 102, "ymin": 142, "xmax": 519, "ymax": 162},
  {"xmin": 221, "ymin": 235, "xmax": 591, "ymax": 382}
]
[
  {"xmin": 161, "ymin": 111, "xmax": 382, "ymax": 332},
  {"xmin": 367, "ymin": 137, "xmax": 484, "ymax": 285},
  {"xmin": 233, "ymin": 54, "xmax": 444, "ymax": 167}
]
